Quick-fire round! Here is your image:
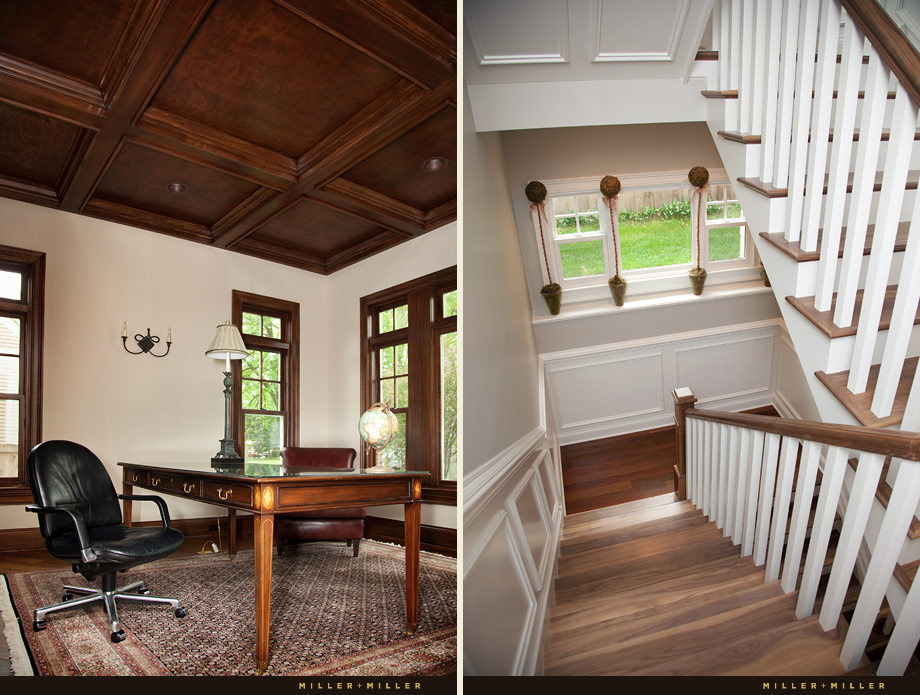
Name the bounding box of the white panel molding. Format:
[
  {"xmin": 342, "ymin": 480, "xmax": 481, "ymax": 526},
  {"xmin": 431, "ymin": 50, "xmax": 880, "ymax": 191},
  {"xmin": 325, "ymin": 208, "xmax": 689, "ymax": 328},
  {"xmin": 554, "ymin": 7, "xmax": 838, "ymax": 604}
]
[
  {"xmin": 544, "ymin": 319, "xmax": 783, "ymax": 445},
  {"xmin": 463, "ymin": 510, "xmax": 538, "ymax": 676},
  {"xmin": 592, "ymin": 0, "xmax": 690, "ymax": 63},
  {"xmin": 505, "ymin": 466, "xmax": 553, "ymax": 591},
  {"xmin": 467, "ymin": 0, "xmax": 570, "ymax": 66},
  {"xmin": 464, "ymin": 427, "xmax": 544, "ymax": 520}
]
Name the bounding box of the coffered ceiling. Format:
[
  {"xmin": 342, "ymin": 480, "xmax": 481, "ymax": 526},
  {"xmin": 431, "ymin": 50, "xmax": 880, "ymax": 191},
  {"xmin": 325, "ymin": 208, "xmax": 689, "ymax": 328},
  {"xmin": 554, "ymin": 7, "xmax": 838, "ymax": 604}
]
[{"xmin": 0, "ymin": 0, "xmax": 456, "ymax": 274}]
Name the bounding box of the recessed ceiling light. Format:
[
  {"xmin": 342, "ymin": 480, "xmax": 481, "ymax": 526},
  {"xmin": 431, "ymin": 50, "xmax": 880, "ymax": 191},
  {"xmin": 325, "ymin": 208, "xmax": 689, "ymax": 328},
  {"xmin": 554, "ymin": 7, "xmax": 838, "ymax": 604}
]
[
  {"xmin": 166, "ymin": 182, "xmax": 187, "ymax": 194},
  {"xmin": 419, "ymin": 156, "xmax": 448, "ymax": 173}
]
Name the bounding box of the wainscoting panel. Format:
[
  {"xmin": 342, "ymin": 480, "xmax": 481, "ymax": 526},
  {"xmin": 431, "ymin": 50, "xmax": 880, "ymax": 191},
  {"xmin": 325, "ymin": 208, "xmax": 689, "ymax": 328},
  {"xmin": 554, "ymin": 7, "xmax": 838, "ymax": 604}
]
[
  {"xmin": 544, "ymin": 320, "xmax": 782, "ymax": 445},
  {"xmin": 464, "ymin": 436, "xmax": 564, "ymax": 675}
]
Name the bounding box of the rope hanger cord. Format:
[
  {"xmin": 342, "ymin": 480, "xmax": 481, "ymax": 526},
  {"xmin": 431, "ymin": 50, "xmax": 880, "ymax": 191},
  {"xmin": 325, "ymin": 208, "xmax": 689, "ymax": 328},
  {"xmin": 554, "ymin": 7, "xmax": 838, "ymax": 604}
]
[
  {"xmin": 694, "ymin": 183, "xmax": 710, "ymax": 268},
  {"xmin": 532, "ymin": 201, "xmax": 553, "ymax": 284},
  {"xmin": 604, "ymin": 195, "xmax": 620, "ymax": 276}
]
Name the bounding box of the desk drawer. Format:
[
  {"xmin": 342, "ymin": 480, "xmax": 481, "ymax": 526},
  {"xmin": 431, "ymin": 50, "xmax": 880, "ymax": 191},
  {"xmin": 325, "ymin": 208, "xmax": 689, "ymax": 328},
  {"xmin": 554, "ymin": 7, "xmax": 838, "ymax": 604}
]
[
  {"xmin": 149, "ymin": 474, "xmax": 201, "ymax": 498},
  {"xmin": 202, "ymin": 480, "xmax": 253, "ymax": 507},
  {"xmin": 125, "ymin": 469, "xmax": 148, "ymax": 487}
]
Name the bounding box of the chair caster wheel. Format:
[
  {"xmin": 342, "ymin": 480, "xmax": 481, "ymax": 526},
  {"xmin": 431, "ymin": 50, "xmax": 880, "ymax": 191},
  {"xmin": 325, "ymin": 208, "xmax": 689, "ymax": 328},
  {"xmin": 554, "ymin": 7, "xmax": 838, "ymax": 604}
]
[
  {"xmin": 111, "ymin": 630, "xmax": 126, "ymax": 643},
  {"xmin": 33, "ymin": 620, "xmax": 46, "ymax": 632},
  {"xmin": 174, "ymin": 608, "xmax": 187, "ymax": 619},
  {"xmin": 62, "ymin": 592, "xmax": 73, "ymax": 602}
]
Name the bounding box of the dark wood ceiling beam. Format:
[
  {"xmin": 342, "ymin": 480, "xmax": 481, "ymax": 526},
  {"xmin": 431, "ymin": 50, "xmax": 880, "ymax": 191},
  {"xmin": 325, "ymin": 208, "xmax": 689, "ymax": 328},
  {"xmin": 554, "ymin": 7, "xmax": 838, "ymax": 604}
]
[
  {"xmin": 358, "ymin": 0, "xmax": 456, "ymax": 69},
  {"xmin": 317, "ymin": 179, "xmax": 423, "ymax": 233},
  {"xmin": 132, "ymin": 107, "xmax": 296, "ymax": 188},
  {"xmin": 325, "ymin": 230, "xmax": 408, "ymax": 274},
  {"xmin": 0, "ymin": 176, "xmax": 59, "ymax": 207},
  {"xmin": 54, "ymin": 131, "xmax": 96, "ymax": 201},
  {"xmin": 59, "ymin": 0, "xmax": 214, "ymax": 212},
  {"xmin": 210, "ymin": 189, "xmax": 302, "ymax": 249},
  {"xmin": 424, "ymin": 200, "xmax": 457, "ymax": 231},
  {"xmin": 0, "ymin": 55, "xmax": 105, "ymax": 129},
  {"xmin": 98, "ymin": 0, "xmax": 164, "ymax": 104},
  {"xmin": 230, "ymin": 237, "xmax": 328, "ymax": 275},
  {"xmin": 296, "ymin": 79, "xmax": 455, "ymax": 187},
  {"xmin": 272, "ymin": 0, "xmax": 453, "ymax": 89},
  {"xmin": 82, "ymin": 198, "xmax": 211, "ymax": 244},
  {"xmin": 210, "ymin": 188, "xmax": 288, "ymax": 243}
]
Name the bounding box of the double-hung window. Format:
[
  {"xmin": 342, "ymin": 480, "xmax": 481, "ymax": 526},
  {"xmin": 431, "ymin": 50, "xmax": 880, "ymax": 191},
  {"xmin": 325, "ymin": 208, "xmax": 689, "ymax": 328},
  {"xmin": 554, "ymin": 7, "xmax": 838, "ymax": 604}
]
[
  {"xmin": 531, "ymin": 171, "xmax": 758, "ymax": 305},
  {"xmin": 231, "ymin": 291, "xmax": 299, "ymax": 463},
  {"xmin": 0, "ymin": 245, "xmax": 44, "ymax": 503}
]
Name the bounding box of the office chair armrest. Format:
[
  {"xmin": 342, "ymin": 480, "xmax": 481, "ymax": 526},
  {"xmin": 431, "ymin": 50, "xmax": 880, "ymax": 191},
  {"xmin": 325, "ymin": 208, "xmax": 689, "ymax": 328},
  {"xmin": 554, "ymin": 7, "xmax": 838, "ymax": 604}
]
[
  {"xmin": 117, "ymin": 494, "xmax": 172, "ymax": 528},
  {"xmin": 25, "ymin": 504, "xmax": 98, "ymax": 563}
]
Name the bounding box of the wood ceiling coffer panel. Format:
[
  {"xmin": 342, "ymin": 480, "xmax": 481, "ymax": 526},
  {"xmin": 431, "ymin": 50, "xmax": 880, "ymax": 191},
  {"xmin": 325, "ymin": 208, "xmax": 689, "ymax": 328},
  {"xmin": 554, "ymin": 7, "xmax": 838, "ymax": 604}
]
[
  {"xmin": 0, "ymin": 0, "xmax": 138, "ymax": 89},
  {"xmin": 150, "ymin": 0, "xmax": 405, "ymax": 159},
  {"xmin": 341, "ymin": 106, "xmax": 456, "ymax": 212},
  {"xmin": 247, "ymin": 197, "xmax": 389, "ymax": 260},
  {"xmin": 92, "ymin": 141, "xmax": 263, "ymax": 227},
  {"xmin": 0, "ymin": 101, "xmax": 87, "ymax": 196}
]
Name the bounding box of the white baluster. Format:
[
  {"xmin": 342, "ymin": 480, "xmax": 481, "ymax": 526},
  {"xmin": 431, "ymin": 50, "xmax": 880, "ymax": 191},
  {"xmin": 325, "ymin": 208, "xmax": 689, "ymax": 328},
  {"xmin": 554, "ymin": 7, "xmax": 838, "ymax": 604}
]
[
  {"xmin": 760, "ymin": 0, "xmax": 783, "ymax": 182},
  {"xmin": 872, "ymin": 187, "xmax": 920, "ymax": 417},
  {"xmin": 834, "ymin": 48, "xmax": 889, "ymax": 328},
  {"xmin": 819, "ymin": 452, "xmax": 885, "ymax": 631},
  {"xmin": 766, "ymin": 437, "xmax": 800, "ymax": 582},
  {"xmin": 784, "ymin": 0, "xmax": 820, "ymax": 243},
  {"xmin": 717, "ymin": 423, "xmax": 731, "ymax": 529},
  {"xmin": 796, "ymin": 446, "xmax": 848, "ymax": 618},
  {"xmin": 877, "ymin": 561, "xmax": 920, "ymax": 674},
  {"xmin": 742, "ymin": 430, "xmax": 765, "ymax": 557},
  {"xmin": 720, "ymin": 0, "xmax": 731, "ymax": 92},
  {"xmin": 815, "ymin": 17, "xmax": 863, "ymax": 312},
  {"xmin": 781, "ymin": 440, "xmax": 822, "ymax": 593},
  {"xmin": 687, "ymin": 417, "xmax": 696, "ymax": 502},
  {"xmin": 754, "ymin": 432, "xmax": 781, "ymax": 566},
  {"xmin": 733, "ymin": 427, "xmax": 752, "ymax": 544},
  {"xmin": 739, "ymin": 0, "xmax": 754, "ymax": 132},
  {"xmin": 729, "ymin": 0, "xmax": 741, "ymax": 92},
  {"xmin": 847, "ymin": 85, "xmax": 917, "ymax": 394},
  {"xmin": 774, "ymin": 0, "xmax": 801, "ymax": 189},
  {"xmin": 749, "ymin": 0, "xmax": 767, "ymax": 136},
  {"xmin": 725, "ymin": 426, "xmax": 740, "ymax": 538},
  {"xmin": 800, "ymin": 0, "xmax": 841, "ymax": 254},
  {"xmin": 703, "ymin": 420, "xmax": 713, "ymax": 517},
  {"xmin": 901, "ymin": 361, "xmax": 920, "ymax": 430},
  {"xmin": 840, "ymin": 462, "xmax": 920, "ymax": 670}
]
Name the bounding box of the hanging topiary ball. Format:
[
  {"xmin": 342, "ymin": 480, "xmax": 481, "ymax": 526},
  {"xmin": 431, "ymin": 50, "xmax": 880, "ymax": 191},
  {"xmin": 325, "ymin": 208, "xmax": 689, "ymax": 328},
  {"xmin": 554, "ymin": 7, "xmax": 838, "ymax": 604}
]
[
  {"xmin": 525, "ymin": 180, "xmax": 547, "ymax": 204},
  {"xmin": 600, "ymin": 175, "xmax": 621, "ymax": 198},
  {"xmin": 688, "ymin": 166, "xmax": 710, "ymax": 188}
]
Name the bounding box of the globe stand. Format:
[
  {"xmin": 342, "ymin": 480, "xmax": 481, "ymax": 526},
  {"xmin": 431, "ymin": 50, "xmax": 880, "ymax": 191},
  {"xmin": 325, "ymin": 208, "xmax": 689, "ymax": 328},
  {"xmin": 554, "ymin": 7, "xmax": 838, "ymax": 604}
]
[{"xmin": 359, "ymin": 401, "xmax": 399, "ymax": 473}]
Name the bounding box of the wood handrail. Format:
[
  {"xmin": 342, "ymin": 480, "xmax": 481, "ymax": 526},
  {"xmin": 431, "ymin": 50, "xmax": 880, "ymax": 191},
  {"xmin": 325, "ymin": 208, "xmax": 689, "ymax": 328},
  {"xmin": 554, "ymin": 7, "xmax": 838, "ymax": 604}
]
[
  {"xmin": 686, "ymin": 408, "xmax": 920, "ymax": 460},
  {"xmin": 841, "ymin": 0, "xmax": 920, "ymax": 107}
]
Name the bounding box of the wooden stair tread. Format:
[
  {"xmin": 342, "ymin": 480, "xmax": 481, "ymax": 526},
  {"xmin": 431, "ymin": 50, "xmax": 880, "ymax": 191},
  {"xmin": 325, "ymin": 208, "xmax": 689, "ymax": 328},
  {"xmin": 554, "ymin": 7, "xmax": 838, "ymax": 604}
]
[
  {"xmin": 739, "ymin": 169, "xmax": 920, "ymax": 199},
  {"xmin": 815, "ymin": 356, "xmax": 918, "ymax": 428},
  {"xmin": 703, "ymin": 88, "xmax": 894, "ymax": 101},
  {"xmin": 695, "ymin": 50, "xmax": 718, "ymax": 61},
  {"xmin": 759, "ymin": 222, "xmax": 910, "ymax": 262},
  {"xmin": 562, "ymin": 495, "xmax": 686, "ymax": 528},
  {"xmin": 786, "ymin": 285, "xmax": 920, "ymax": 339},
  {"xmin": 894, "ymin": 559, "xmax": 919, "ymax": 592},
  {"xmin": 719, "ymin": 128, "xmax": 919, "ymax": 145},
  {"xmin": 560, "ymin": 507, "xmax": 704, "ymax": 556}
]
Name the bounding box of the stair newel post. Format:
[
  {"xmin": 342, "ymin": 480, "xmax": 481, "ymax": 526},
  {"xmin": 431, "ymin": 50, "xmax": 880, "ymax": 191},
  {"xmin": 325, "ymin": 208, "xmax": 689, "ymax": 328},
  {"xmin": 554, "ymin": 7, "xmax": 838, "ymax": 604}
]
[{"xmin": 672, "ymin": 388, "xmax": 697, "ymax": 501}]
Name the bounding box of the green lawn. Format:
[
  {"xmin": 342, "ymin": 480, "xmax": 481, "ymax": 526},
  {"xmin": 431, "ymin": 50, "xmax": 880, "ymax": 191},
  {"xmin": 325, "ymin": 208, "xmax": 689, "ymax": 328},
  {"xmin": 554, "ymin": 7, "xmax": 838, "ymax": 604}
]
[{"xmin": 558, "ymin": 219, "xmax": 742, "ymax": 278}]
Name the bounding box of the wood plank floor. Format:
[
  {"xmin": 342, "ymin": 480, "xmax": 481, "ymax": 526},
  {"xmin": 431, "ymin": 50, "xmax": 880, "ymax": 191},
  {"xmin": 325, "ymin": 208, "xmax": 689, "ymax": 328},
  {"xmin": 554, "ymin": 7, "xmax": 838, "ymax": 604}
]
[
  {"xmin": 545, "ymin": 498, "xmax": 853, "ymax": 676},
  {"xmin": 561, "ymin": 406, "xmax": 779, "ymax": 514}
]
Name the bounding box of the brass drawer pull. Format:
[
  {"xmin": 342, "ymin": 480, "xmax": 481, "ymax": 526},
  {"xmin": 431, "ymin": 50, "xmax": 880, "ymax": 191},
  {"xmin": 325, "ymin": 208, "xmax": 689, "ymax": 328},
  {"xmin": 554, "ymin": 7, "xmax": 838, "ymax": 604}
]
[
  {"xmin": 132, "ymin": 473, "xmax": 140, "ymax": 483},
  {"xmin": 183, "ymin": 482, "xmax": 196, "ymax": 494},
  {"xmin": 151, "ymin": 477, "xmax": 161, "ymax": 487},
  {"xmin": 216, "ymin": 487, "xmax": 231, "ymax": 500}
]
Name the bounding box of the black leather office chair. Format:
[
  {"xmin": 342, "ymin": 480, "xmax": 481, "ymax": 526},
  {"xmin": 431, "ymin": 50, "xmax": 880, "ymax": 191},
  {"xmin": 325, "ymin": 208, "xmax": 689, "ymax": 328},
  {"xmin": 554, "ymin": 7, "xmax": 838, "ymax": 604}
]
[{"xmin": 25, "ymin": 440, "xmax": 187, "ymax": 643}]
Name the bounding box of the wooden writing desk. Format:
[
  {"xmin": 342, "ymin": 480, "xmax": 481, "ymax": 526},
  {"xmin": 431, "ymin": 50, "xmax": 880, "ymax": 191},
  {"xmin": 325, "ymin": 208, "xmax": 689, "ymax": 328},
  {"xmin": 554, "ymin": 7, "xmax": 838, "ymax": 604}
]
[{"xmin": 118, "ymin": 462, "xmax": 428, "ymax": 672}]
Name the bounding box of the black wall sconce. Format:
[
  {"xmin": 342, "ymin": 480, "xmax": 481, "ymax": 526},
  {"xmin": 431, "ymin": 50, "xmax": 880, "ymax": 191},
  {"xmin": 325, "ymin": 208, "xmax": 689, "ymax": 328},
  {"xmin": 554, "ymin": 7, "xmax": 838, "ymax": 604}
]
[{"xmin": 122, "ymin": 322, "xmax": 172, "ymax": 357}]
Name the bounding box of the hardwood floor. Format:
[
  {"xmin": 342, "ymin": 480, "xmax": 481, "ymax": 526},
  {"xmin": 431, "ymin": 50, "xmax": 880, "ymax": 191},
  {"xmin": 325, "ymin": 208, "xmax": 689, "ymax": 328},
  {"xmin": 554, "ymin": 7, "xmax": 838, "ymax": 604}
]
[
  {"xmin": 561, "ymin": 406, "xmax": 779, "ymax": 514},
  {"xmin": 545, "ymin": 498, "xmax": 854, "ymax": 676}
]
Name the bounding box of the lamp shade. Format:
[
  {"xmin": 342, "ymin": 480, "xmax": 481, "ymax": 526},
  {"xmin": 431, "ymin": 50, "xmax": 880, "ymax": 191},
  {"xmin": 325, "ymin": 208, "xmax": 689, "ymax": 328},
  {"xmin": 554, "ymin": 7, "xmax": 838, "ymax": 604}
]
[{"xmin": 205, "ymin": 322, "xmax": 248, "ymax": 361}]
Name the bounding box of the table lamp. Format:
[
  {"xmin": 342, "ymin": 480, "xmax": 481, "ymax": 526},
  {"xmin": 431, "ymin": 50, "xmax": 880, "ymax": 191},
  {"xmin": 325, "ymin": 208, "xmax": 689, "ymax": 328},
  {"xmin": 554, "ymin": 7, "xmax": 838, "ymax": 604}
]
[
  {"xmin": 206, "ymin": 321, "xmax": 248, "ymax": 470},
  {"xmin": 358, "ymin": 401, "xmax": 399, "ymax": 473}
]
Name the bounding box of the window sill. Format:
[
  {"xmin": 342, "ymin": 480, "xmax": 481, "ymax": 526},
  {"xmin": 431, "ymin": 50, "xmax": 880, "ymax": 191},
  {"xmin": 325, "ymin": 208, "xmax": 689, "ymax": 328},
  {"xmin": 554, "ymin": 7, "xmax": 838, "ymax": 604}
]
[{"xmin": 533, "ymin": 275, "xmax": 773, "ymax": 324}]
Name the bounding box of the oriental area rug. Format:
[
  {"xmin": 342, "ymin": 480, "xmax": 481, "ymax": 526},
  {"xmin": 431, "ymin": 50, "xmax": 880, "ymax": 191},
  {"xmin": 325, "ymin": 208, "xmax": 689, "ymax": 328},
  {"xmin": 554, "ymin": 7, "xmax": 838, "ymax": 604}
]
[{"xmin": 3, "ymin": 540, "xmax": 456, "ymax": 676}]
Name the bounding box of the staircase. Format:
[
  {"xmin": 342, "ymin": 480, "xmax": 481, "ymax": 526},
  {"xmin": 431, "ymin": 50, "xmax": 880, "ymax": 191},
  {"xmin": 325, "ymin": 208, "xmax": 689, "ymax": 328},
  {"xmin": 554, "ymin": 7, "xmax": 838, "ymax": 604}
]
[
  {"xmin": 545, "ymin": 499, "xmax": 857, "ymax": 675},
  {"xmin": 682, "ymin": 0, "xmax": 920, "ymax": 676}
]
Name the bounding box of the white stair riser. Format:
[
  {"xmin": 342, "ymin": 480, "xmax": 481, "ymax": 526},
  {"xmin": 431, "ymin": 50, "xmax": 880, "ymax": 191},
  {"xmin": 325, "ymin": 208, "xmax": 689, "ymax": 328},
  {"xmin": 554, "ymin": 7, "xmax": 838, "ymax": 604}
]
[{"xmin": 825, "ymin": 321, "xmax": 920, "ymax": 374}]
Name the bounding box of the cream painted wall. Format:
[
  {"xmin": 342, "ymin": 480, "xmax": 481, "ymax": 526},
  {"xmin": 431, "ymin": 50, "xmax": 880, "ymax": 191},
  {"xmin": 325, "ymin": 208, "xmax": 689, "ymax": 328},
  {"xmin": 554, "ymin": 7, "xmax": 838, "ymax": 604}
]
[
  {"xmin": 0, "ymin": 196, "xmax": 456, "ymax": 532},
  {"xmin": 462, "ymin": 86, "xmax": 542, "ymax": 473},
  {"xmin": 324, "ymin": 222, "xmax": 457, "ymax": 530}
]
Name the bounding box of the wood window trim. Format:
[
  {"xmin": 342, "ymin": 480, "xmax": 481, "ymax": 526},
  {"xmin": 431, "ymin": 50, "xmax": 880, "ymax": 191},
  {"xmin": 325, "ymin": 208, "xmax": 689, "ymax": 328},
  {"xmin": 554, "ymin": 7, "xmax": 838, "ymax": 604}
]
[
  {"xmin": 231, "ymin": 291, "xmax": 300, "ymax": 454},
  {"xmin": 360, "ymin": 266, "xmax": 457, "ymax": 506},
  {"xmin": 0, "ymin": 245, "xmax": 44, "ymax": 504}
]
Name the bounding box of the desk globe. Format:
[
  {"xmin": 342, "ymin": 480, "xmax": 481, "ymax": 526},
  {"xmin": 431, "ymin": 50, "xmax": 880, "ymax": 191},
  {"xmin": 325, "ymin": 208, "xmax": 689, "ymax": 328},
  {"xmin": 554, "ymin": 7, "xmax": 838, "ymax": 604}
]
[{"xmin": 359, "ymin": 401, "xmax": 399, "ymax": 473}]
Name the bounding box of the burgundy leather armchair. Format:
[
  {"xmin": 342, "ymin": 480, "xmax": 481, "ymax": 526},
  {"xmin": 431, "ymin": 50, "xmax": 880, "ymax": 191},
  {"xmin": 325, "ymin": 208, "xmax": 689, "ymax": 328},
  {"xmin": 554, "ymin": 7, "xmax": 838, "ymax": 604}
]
[{"xmin": 274, "ymin": 447, "xmax": 365, "ymax": 557}]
